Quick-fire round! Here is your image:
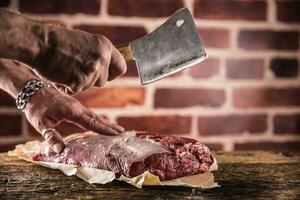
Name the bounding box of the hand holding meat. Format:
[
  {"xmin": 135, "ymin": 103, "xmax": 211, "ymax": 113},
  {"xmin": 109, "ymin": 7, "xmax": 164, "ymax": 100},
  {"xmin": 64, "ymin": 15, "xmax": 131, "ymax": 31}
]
[
  {"xmin": 0, "ymin": 59, "xmax": 124, "ymax": 153},
  {"xmin": 24, "ymin": 86, "xmax": 124, "ymax": 153}
]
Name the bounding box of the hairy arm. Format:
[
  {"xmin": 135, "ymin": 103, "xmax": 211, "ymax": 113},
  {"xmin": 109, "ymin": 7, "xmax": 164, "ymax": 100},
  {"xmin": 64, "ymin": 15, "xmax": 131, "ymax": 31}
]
[{"xmin": 0, "ymin": 9, "xmax": 45, "ymax": 66}]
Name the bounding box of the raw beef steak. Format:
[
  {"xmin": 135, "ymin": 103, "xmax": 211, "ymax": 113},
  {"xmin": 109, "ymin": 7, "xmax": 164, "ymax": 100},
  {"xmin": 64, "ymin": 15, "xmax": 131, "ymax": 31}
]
[{"xmin": 33, "ymin": 131, "xmax": 214, "ymax": 181}]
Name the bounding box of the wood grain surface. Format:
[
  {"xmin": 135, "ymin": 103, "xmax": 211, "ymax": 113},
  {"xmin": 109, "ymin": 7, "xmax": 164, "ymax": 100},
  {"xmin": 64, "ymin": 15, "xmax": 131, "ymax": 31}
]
[{"xmin": 1, "ymin": 151, "xmax": 300, "ymax": 199}]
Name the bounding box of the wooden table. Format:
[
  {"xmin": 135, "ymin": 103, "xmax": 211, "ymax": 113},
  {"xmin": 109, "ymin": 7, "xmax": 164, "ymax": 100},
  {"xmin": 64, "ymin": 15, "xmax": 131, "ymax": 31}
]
[{"xmin": 1, "ymin": 151, "xmax": 300, "ymax": 199}]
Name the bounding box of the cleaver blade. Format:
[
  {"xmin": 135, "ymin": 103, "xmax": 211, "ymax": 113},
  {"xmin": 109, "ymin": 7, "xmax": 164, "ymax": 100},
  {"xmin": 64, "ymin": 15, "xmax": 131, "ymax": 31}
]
[{"xmin": 117, "ymin": 7, "xmax": 207, "ymax": 85}]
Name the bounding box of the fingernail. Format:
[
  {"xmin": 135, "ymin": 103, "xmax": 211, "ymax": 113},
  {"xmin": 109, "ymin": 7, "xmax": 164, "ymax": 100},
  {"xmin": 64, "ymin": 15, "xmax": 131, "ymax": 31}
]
[
  {"xmin": 117, "ymin": 126, "xmax": 125, "ymax": 132},
  {"xmin": 53, "ymin": 143, "xmax": 65, "ymax": 153}
]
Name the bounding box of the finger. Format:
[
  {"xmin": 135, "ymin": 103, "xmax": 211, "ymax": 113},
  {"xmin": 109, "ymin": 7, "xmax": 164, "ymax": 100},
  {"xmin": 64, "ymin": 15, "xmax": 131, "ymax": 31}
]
[
  {"xmin": 68, "ymin": 110, "xmax": 121, "ymax": 135},
  {"xmin": 33, "ymin": 119, "xmax": 65, "ymax": 153},
  {"xmin": 84, "ymin": 69, "xmax": 101, "ymax": 91},
  {"xmin": 108, "ymin": 46, "xmax": 127, "ymax": 81},
  {"xmin": 97, "ymin": 116, "xmax": 125, "ymax": 132},
  {"xmin": 69, "ymin": 76, "xmax": 85, "ymax": 94},
  {"xmin": 83, "ymin": 114, "xmax": 121, "ymax": 135},
  {"xmin": 41, "ymin": 128, "xmax": 65, "ymax": 153},
  {"xmin": 94, "ymin": 60, "xmax": 109, "ymax": 87},
  {"xmin": 94, "ymin": 77, "xmax": 106, "ymax": 87},
  {"xmin": 74, "ymin": 62, "xmax": 102, "ymax": 92}
]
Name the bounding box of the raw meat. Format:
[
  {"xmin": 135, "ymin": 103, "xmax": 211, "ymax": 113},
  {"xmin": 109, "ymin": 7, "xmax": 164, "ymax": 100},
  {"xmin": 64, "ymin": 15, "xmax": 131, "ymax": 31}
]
[{"xmin": 33, "ymin": 131, "xmax": 214, "ymax": 181}]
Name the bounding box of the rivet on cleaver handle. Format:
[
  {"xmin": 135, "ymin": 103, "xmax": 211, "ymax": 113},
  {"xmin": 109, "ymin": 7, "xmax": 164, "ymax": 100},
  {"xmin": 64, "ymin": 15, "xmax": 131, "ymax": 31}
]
[{"xmin": 117, "ymin": 7, "xmax": 207, "ymax": 85}]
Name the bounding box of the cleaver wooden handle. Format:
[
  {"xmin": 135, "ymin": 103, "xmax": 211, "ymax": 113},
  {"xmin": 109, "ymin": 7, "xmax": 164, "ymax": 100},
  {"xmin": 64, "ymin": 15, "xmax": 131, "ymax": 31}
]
[{"xmin": 116, "ymin": 43, "xmax": 133, "ymax": 62}]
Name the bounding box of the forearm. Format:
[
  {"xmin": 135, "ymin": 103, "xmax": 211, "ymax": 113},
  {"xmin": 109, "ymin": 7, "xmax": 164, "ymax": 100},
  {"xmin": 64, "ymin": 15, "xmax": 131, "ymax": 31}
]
[
  {"xmin": 0, "ymin": 59, "xmax": 38, "ymax": 98},
  {"xmin": 0, "ymin": 9, "xmax": 46, "ymax": 66}
]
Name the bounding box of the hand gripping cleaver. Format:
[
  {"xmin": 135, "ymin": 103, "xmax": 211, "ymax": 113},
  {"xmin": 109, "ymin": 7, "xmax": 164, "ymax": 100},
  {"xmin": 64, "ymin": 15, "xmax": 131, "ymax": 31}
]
[{"xmin": 117, "ymin": 7, "xmax": 207, "ymax": 85}]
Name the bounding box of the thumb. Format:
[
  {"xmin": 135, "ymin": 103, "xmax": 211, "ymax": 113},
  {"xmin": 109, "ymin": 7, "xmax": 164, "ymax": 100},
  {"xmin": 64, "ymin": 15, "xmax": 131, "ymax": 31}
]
[{"xmin": 41, "ymin": 127, "xmax": 65, "ymax": 153}]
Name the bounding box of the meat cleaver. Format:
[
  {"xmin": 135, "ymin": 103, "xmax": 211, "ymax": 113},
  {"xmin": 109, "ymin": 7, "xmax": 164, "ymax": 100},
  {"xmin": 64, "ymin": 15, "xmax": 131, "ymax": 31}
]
[{"xmin": 117, "ymin": 7, "xmax": 207, "ymax": 85}]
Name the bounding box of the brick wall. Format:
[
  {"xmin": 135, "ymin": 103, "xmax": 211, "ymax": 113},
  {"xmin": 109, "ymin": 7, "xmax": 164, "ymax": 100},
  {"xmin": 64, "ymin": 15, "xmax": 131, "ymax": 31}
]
[{"xmin": 0, "ymin": 0, "xmax": 299, "ymax": 152}]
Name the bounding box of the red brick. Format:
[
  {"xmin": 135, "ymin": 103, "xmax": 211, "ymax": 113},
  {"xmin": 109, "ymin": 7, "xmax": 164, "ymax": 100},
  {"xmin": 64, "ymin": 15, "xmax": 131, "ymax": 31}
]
[
  {"xmin": 154, "ymin": 88, "xmax": 225, "ymax": 108},
  {"xmin": 199, "ymin": 28, "xmax": 230, "ymax": 48},
  {"xmin": 194, "ymin": 0, "xmax": 267, "ymax": 21},
  {"xmin": 20, "ymin": 0, "xmax": 100, "ymax": 15},
  {"xmin": 189, "ymin": 58, "xmax": 220, "ymax": 79},
  {"xmin": 233, "ymin": 87, "xmax": 300, "ymax": 108},
  {"xmin": 226, "ymin": 59, "xmax": 264, "ymax": 79},
  {"xmin": 274, "ymin": 114, "xmax": 300, "ymax": 135},
  {"xmin": 108, "ymin": 0, "xmax": 184, "ymax": 17},
  {"xmin": 0, "ymin": 90, "xmax": 15, "ymax": 107},
  {"xmin": 0, "ymin": 114, "xmax": 22, "ymax": 136},
  {"xmin": 276, "ymin": 1, "xmax": 300, "ymax": 23},
  {"xmin": 270, "ymin": 58, "xmax": 298, "ymax": 78},
  {"xmin": 238, "ymin": 30, "xmax": 299, "ymax": 51},
  {"xmin": 198, "ymin": 115, "xmax": 267, "ymax": 136},
  {"xmin": 117, "ymin": 116, "xmax": 191, "ymax": 135},
  {"xmin": 74, "ymin": 25, "xmax": 147, "ymax": 45},
  {"xmin": 0, "ymin": 0, "xmax": 9, "ymax": 7},
  {"xmin": 235, "ymin": 141, "xmax": 300, "ymax": 152},
  {"xmin": 75, "ymin": 88, "xmax": 145, "ymax": 108}
]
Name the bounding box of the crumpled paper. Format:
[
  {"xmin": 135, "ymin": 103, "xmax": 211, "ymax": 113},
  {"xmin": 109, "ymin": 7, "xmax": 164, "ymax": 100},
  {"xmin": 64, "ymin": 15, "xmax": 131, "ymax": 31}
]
[{"xmin": 8, "ymin": 140, "xmax": 218, "ymax": 189}]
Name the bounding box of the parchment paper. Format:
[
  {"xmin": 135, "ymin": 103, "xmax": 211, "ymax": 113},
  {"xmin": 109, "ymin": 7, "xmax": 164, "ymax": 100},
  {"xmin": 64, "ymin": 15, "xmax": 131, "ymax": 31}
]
[{"xmin": 8, "ymin": 140, "xmax": 218, "ymax": 189}]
